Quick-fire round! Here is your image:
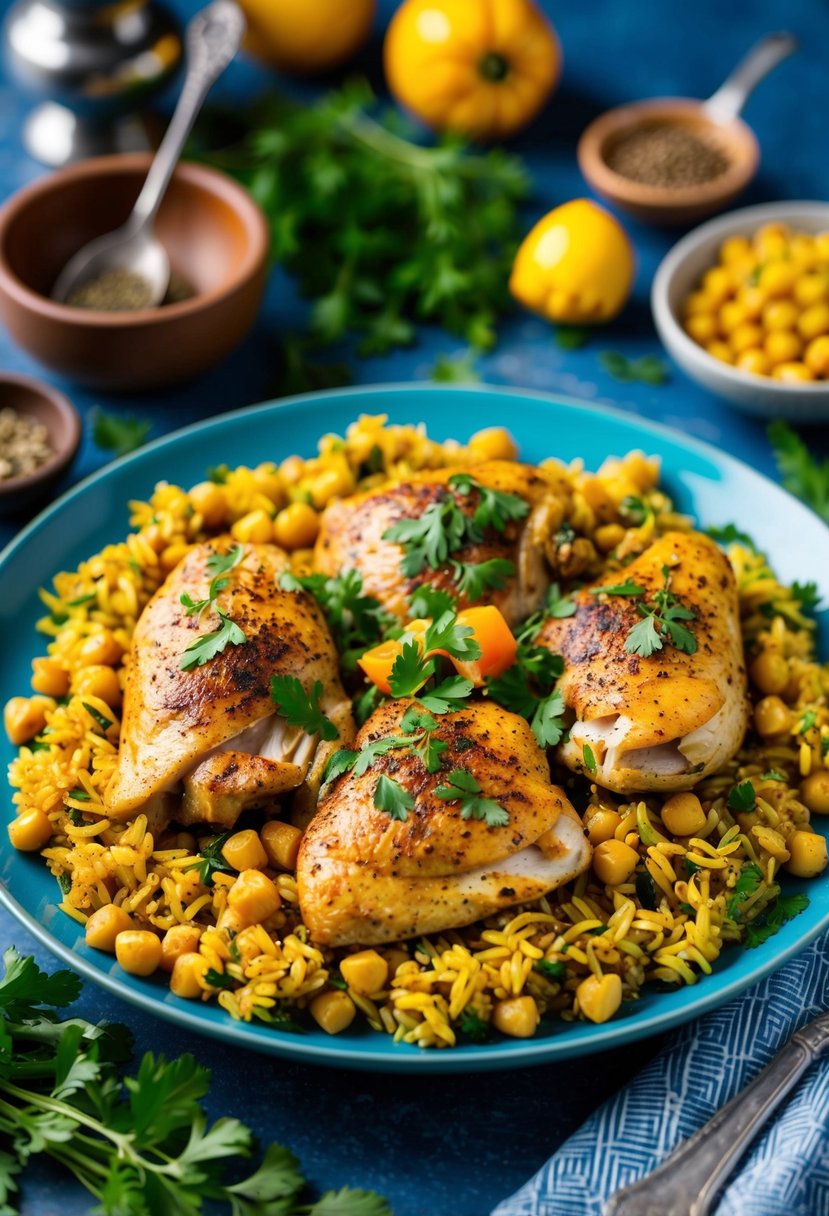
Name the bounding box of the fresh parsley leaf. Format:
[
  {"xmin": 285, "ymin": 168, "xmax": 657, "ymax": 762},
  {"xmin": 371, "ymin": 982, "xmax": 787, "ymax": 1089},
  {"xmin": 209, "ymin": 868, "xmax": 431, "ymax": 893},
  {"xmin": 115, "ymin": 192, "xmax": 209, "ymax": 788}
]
[
  {"xmin": 600, "ymin": 352, "xmax": 669, "ymax": 385},
  {"xmin": 554, "ymin": 324, "xmax": 590, "ymax": 350},
  {"xmin": 761, "ymin": 769, "xmax": 788, "ymax": 782},
  {"xmin": 408, "ymin": 584, "xmax": 456, "ymax": 619},
  {"xmin": 388, "ymin": 639, "xmax": 436, "ymax": 698},
  {"xmin": 620, "ymin": 496, "xmax": 651, "ymax": 526},
  {"xmin": 373, "ymin": 775, "xmax": 414, "ymax": 821},
  {"xmin": 727, "ymin": 779, "xmax": 756, "ymax": 813},
  {"xmin": 417, "ymin": 675, "xmax": 474, "ymax": 714},
  {"xmin": 434, "ymin": 768, "xmax": 509, "ymax": 827},
  {"xmin": 534, "ymin": 959, "xmax": 566, "ymax": 981},
  {"xmin": 89, "ymin": 407, "xmax": 151, "ymax": 457},
  {"xmin": 203, "ymin": 967, "xmax": 235, "ymax": 990},
  {"xmin": 186, "ymin": 831, "xmax": 236, "ymax": 885},
  {"xmin": 791, "ymin": 581, "xmax": 822, "ymax": 614},
  {"xmin": 706, "ymin": 522, "xmax": 757, "ymax": 551},
  {"xmin": 744, "ymin": 893, "xmax": 810, "ymax": 948},
  {"xmin": 625, "ymin": 614, "xmax": 663, "ymax": 657},
  {"xmin": 799, "ymin": 710, "xmax": 817, "ymax": 734},
  {"xmin": 180, "ymin": 610, "xmax": 247, "ymax": 670},
  {"xmin": 458, "ymin": 1006, "xmax": 490, "ymax": 1042},
  {"xmin": 281, "ymin": 569, "xmax": 394, "ymax": 674},
  {"xmin": 451, "ymin": 557, "xmax": 515, "ymax": 601},
  {"xmin": 768, "ymin": 419, "xmax": 829, "ymax": 523},
  {"xmin": 544, "ymin": 583, "xmax": 577, "ymax": 618},
  {"xmin": 531, "ymin": 690, "xmax": 566, "ymax": 748},
  {"xmin": 383, "ymin": 495, "xmax": 468, "ymax": 577},
  {"xmin": 430, "ymin": 350, "xmax": 480, "ymax": 383},
  {"xmin": 81, "ymin": 702, "xmax": 113, "ymax": 732},
  {"xmin": 590, "ymin": 578, "xmax": 647, "ymax": 597},
  {"xmin": 726, "ymin": 863, "xmax": 764, "ymax": 919},
  {"xmin": 308, "ymin": 1187, "xmax": 394, "ymax": 1216},
  {"xmin": 448, "ymin": 474, "xmax": 529, "ymax": 534},
  {"xmin": 271, "ymin": 676, "xmax": 339, "ymax": 741},
  {"xmin": 582, "ymin": 743, "xmax": 597, "ymax": 774}
]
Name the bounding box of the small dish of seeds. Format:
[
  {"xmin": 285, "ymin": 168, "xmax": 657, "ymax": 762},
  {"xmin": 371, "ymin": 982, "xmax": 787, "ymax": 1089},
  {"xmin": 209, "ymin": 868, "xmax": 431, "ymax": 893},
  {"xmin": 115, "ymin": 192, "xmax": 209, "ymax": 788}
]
[{"xmin": 0, "ymin": 374, "xmax": 81, "ymax": 516}]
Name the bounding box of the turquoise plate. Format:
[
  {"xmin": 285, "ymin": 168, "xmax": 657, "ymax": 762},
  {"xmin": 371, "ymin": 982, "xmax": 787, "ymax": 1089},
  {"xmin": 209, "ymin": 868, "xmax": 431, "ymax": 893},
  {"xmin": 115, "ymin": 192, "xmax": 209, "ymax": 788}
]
[{"xmin": 1, "ymin": 385, "xmax": 827, "ymax": 1073}]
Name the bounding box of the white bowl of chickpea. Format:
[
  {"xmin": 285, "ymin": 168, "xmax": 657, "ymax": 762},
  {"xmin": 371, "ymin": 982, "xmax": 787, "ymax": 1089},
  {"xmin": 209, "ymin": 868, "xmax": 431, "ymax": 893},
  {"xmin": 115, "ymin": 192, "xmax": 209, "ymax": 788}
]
[{"xmin": 651, "ymin": 201, "xmax": 829, "ymax": 420}]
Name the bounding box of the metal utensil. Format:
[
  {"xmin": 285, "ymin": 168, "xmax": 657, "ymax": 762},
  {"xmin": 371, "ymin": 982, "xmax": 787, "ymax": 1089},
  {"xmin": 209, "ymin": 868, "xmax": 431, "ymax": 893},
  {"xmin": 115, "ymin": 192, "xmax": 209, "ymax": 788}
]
[
  {"xmin": 51, "ymin": 0, "xmax": 244, "ymax": 309},
  {"xmin": 702, "ymin": 32, "xmax": 798, "ymax": 124},
  {"xmin": 604, "ymin": 1009, "xmax": 829, "ymax": 1216}
]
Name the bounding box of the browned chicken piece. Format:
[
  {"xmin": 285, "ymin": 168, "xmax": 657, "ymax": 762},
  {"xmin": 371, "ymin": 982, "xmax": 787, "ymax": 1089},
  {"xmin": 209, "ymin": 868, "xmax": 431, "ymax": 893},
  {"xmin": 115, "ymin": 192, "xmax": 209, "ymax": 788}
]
[
  {"xmin": 536, "ymin": 531, "xmax": 749, "ymax": 794},
  {"xmin": 297, "ymin": 698, "xmax": 591, "ymax": 946},
  {"xmin": 105, "ymin": 540, "xmax": 355, "ymax": 828},
  {"xmin": 313, "ymin": 460, "xmax": 572, "ymax": 626}
]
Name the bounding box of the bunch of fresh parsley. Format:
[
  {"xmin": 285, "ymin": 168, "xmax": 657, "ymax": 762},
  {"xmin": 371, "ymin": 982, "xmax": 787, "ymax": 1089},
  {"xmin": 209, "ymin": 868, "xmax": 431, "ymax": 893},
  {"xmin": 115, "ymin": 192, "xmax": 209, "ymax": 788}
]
[
  {"xmin": 196, "ymin": 80, "xmax": 529, "ymax": 373},
  {"xmin": 0, "ymin": 948, "xmax": 390, "ymax": 1216}
]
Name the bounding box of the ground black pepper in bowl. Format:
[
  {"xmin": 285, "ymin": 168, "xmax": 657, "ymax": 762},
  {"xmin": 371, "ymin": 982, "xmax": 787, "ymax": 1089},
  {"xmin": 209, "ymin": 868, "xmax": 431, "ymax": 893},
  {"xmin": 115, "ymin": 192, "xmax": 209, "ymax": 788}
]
[
  {"xmin": 604, "ymin": 122, "xmax": 731, "ymax": 188},
  {"xmin": 65, "ymin": 268, "xmax": 195, "ymax": 312}
]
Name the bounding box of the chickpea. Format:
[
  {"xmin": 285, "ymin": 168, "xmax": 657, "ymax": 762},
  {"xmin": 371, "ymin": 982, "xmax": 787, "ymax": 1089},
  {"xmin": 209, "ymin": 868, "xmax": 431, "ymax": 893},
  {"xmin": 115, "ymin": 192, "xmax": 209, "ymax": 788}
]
[
  {"xmin": 115, "ymin": 929, "xmax": 163, "ymax": 976},
  {"xmin": 754, "ymin": 695, "xmax": 792, "ymax": 738},
  {"xmin": 85, "ymin": 904, "xmax": 133, "ymax": 952},
  {"xmin": 661, "ymin": 792, "xmax": 706, "ymax": 838},
  {"xmin": 260, "ymin": 820, "xmax": 303, "ymax": 871},
  {"xmin": 72, "ymin": 665, "xmax": 121, "ymax": 708},
  {"xmin": 736, "ymin": 349, "xmax": 770, "ymax": 376},
  {"xmin": 78, "ymin": 630, "xmax": 123, "ymax": 667},
  {"xmin": 719, "ymin": 235, "xmax": 752, "ymax": 265},
  {"xmin": 231, "ymin": 508, "xmax": 274, "ymax": 544},
  {"xmin": 8, "ymin": 807, "xmax": 53, "ymax": 852},
  {"xmin": 189, "ymin": 481, "xmax": 228, "ymax": 528},
  {"xmin": 764, "ymin": 330, "xmax": 802, "ymax": 367},
  {"xmin": 701, "ymin": 266, "xmax": 732, "ymax": 305},
  {"xmin": 577, "ymin": 973, "xmax": 623, "ymax": 1024},
  {"xmin": 729, "ymin": 323, "xmax": 765, "ymax": 355},
  {"xmin": 784, "ymin": 830, "xmax": 828, "ymax": 878},
  {"xmin": 279, "ymin": 455, "xmax": 305, "ymax": 486},
  {"xmin": 30, "ymin": 657, "xmax": 70, "ymax": 698},
  {"xmin": 762, "ymin": 299, "xmax": 800, "ymax": 332},
  {"xmin": 719, "ymin": 300, "xmax": 748, "ymax": 335},
  {"xmin": 592, "ymin": 839, "xmax": 639, "ymax": 886},
  {"xmin": 750, "ymin": 651, "xmax": 790, "ymax": 696},
  {"xmin": 585, "ymin": 807, "xmax": 622, "ymax": 846},
  {"xmin": 804, "ymin": 335, "xmax": 829, "ymax": 377},
  {"xmin": 685, "ymin": 313, "xmax": 719, "ymax": 344},
  {"xmin": 685, "ymin": 290, "xmax": 714, "ymax": 316},
  {"xmin": 493, "ymin": 996, "xmax": 540, "ymax": 1039},
  {"xmin": 468, "ymin": 427, "xmax": 518, "ymax": 462},
  {"xmin": 252, "ymin": 467, "xmax": 285, "ymax": 506},
  {"xmin": 308, "ymin": 465, "xmax": 354, "ymax": 509},
  {"xmin": 737, "ymin": 284, "xmax": 767, "ymax": 319},
  {"xmin": 4, "ymin": 695, "xmax": 54, "ymax": 745},
  {"xmin": 797, "ymin": 302, "xmax": 829, "ymax": 342},
  {"xmin": 170, "ymin": 952, "xmax": 209, "ymax": 999},
  {"xmin": 772, "ymin": 362, "xmax": 815, "ymax": 383},
  {"xmin": 226, "ymin": 870, "xmax": 281, "ymax": 926},
  {"xmin": 815, "ymin": 232, "xmax": 829, "ymax": 260},
  {"xmin": 310, "ymin": 989, "xmax": 356, "ymax": 1035},
  {"xmin": 789, "ymin": 234, "xmax": 817, "ymax": 268},
  {"xmin": 222, "ymin": 829, "xmax": 268, "ymax": 872},
  {"xmin": 706, "ymin": 340, "xmax": 734, "ymax": 364},
  {"xmin": 759, "ymin": 261, "xmax": 798, "ymax": 298},
  {"xmin": 593, "ymin": 523, "xmax": 626, "ymax": 553},
  {"xmin": 273, "ymin": 502, "xmax": 320, "ymax": 550},
  {"xmin": 160, "ymin": 924, "xmax": 203, "ymax": 972},
  {"xmin": 340, "ymin": 950, "xmax": 389, "ymax": 996},
  {"xmin": 793, "ymin": 273, "xmax": 829, "ymax": 309},
  {"xmin": 800, "ymin": 771, "xmax": 829, "ymax": 815}
]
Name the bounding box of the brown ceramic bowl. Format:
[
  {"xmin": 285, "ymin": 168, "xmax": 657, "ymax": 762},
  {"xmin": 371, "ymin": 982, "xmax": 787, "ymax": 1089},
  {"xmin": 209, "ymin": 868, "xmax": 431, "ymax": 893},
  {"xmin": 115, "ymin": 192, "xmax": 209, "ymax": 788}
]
[
  {"xmin": 0, "ymin": 373, "xmax": 81, "ymax": 516},
  {"xmin": 0, "ymin": 154, "xmax": 269, "ymax": 390},
  {"xmin": 577, "ymin": 99, "xmax": 759, "ymax": 227}
]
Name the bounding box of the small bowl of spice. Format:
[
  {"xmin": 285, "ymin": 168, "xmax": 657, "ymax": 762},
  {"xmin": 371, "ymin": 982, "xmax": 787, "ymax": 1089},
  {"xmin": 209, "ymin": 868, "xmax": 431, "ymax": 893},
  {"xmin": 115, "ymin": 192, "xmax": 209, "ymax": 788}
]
[
  {"xmin": 578, "ymin": 34, "xmax": 796, "ymax": 227},
  {"xmin": 0, "ymin": 153, "xmax": 269, "ymax": 390},
  {"xmin": 0, "ymin": 374, "xmax": 81, "ymax": 516}
]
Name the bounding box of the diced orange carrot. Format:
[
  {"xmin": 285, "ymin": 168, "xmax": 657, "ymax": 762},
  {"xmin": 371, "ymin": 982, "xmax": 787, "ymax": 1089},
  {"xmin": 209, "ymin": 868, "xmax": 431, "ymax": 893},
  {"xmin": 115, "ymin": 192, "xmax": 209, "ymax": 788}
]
[{"xmin": 452, "ymin": 606, "xmax": 517, "ymax": 686}]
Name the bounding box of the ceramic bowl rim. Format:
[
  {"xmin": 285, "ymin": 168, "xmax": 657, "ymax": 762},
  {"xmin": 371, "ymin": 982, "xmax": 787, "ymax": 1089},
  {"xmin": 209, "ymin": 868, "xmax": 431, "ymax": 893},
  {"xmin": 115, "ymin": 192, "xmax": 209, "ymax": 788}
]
[
  {"xmin": 0, "ymin": 372, "xmax": 81, "ymax": 498},
  {"xmin": 0, "ymin": 154, "xmax": 270, "ymax": 329}
]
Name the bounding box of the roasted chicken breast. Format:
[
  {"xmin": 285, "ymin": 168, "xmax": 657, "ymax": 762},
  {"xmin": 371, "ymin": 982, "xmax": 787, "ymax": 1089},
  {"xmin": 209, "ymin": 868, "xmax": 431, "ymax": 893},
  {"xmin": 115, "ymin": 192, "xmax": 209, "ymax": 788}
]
[
  {"xmin": 313, "ymin": 460, "xmax": 571, "ymax": 626},
  {"xmin": 105, "ymin": 540, "xmax": 354, "ymax": 826},
  {"xmin": 536, "ymin": 531, "xmax": 749, "ymax": 793},
  {"xmin": 297, "ymin": 698, "xmax": 591, "ymax": 946}
]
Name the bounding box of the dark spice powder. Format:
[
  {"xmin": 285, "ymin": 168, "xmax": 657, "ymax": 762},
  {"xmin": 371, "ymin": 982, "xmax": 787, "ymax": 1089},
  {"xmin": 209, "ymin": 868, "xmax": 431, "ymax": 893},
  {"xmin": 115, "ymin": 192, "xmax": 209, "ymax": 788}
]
[
  {"xmin": 604, "ymin": 122, "xmax": 731, "ymax": 188},
  {"xmin": 66, "ymin": 268, "xmax": 195, "ymax": 312}
]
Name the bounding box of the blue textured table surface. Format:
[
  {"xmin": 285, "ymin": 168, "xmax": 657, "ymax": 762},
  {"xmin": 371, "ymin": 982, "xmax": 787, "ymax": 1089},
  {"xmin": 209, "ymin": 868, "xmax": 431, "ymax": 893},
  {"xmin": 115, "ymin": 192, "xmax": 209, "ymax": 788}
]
[{"xmin": 1, "ymin": 1, "xmax": 828, "ymax": 1213}]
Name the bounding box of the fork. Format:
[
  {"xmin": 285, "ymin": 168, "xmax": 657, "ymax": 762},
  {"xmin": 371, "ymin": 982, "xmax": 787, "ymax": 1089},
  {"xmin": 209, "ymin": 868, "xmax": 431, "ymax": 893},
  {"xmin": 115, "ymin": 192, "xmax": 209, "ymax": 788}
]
[{"xmin": 604, "ymin": 1010, "xmax": 829, "ymax": 1216}]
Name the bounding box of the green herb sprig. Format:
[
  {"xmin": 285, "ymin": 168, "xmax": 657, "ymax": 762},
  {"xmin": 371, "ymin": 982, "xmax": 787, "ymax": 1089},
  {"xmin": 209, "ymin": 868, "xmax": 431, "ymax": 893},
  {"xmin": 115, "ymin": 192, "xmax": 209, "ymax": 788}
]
[
  {"xmin": 434, "ymin": 768, "xmax": 509, "ymax": 827},
  {"xmin": 280, "ymin": 570, "xmax": 394, "ymax": 674},
  {"xmin": 179, "ymin": 546, "xmax": 248, "ymax": 671},
  {"xmin": 591, "ymin": 565, "xmax": 697, "ymax": 659},
  {"xmin": 270, "ymin": 675, "xmax": 339, "ymax": 741},
  {"xmin": 90, "ymin": 407, "xmax": 151, "ymax": 457},
  {"xmin": 768, "ymin": 419, "xmax": 829, "ymax": 523}
]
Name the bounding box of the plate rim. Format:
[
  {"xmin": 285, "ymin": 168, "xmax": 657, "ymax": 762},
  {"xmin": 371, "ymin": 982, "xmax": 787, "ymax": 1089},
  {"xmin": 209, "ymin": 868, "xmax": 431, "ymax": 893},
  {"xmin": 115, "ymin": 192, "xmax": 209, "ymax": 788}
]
[{"xmin": 1, "ymin": 381, "xmax": 827, "ymax": 1073}]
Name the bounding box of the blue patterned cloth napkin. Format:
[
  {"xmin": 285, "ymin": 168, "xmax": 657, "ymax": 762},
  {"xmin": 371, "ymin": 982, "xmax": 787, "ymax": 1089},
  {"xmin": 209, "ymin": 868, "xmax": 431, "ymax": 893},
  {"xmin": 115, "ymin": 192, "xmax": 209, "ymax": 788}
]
[{"xmin": 492, "ymin": 934, "xmax": 829, "ymax": 1216}]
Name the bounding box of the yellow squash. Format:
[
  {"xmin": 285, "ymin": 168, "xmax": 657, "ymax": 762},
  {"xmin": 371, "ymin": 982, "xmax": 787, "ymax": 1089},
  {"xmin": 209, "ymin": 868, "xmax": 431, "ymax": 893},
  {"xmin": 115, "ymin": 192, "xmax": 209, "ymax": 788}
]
[
  {"xmin": 383, "ymin": 0, "xmax": 561, "ymax": 140},
  {"xmin": 239, "ymin": 0, "xmax": 375, "ymax": 74},
  {"xmin": 510, "ymin": 199, "xmax": 635, "ymax": 324}
]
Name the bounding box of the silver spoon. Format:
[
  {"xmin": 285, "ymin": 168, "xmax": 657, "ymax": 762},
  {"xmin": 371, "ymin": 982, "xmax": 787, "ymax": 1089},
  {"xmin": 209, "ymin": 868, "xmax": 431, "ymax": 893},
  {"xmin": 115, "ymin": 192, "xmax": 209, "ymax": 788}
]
[
  {"xmin": 701, "ymin": 31, "xmax": 798, "ymax": 123},
  {"xmin": 52, "ymin": 0, "xmax": 246, "ymax": 309}
]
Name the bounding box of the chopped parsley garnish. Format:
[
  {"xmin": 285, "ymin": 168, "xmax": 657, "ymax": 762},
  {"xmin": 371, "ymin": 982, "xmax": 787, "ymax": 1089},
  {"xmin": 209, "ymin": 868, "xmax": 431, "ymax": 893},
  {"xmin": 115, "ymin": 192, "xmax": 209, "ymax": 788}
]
[
  {"xmin": 798, "ymin": 710, "xmax": 817, "ymax": 734},
  {"xmin": 186, "ymin": 831, "xmax": 236, "ymax": 885},
  {"xmin": 458, "ymin": 1006, "xmax": 490, "ymax": 1042},
  {"xmin": 590, "ymin": 578, "xmax": 647, "ymax": 597},
  {"xmin": 534, "ymin": 959, "xmax": 566, "ymax": 981},
  {"xmin": 726, "ymin": 863, "xmax": 763, "ymax": 919},
  {"xmin": 66, "ymin": 788, "xmax": 91, "ymax": 801},
  {"xmin": 582, "ymin": 743, "xmax": 597, "ymax": 774},
  {"xmin": 761, "ymin": 769, "xmax": 787, "ymax": 782},
  {"xmin": 486, "ymin": 640, "xmax": 566, "ymax": 750},
  {"xmin": 768, "ymin": 419, "xmax": 829, "ymax": 523},
  {"xmin": 373, "ymin": 774, "xmax": 415, "ymax": 821},
  {"xmin": 180, "ymin": 544, "xmax": 244, "ymax": 618},
  {"xmin": 203, "ymin": 967, "xmax": 236, "ymax": 990},
  {"xmin": 387, "ymin": 611, "xmax": 480, "ymax": 700},
  {"xmin": 90, "ymin": 406, "xmax": 151, "ymax": 457},
  {"xmin": 270, "ymin": 676, "xmax": 339, "ymax": 741},
  {"xmin": 382, "ymin": 473, "xmax": 528, "ymax": 580},
  {"xmin": 417, "ymin": 675, "xmax": 475, "ymax": 715},
  {"xmin": 744, "ymin": 893, "xmax": 810, "ymax": 948},
  {"xmin": 81, "ymin": 702, "xmax": 113, "ymax": 732},
  {"xmin": 620, "ymin": 496, "xmax": 652, "ymax": 526},
  {"xmin": 451, "ymin": 557, "xmax": 515, "ymax": 601},
  {"xmin": 434, "ymin": 768, "xmax": 509, "ymax": 827},
  {"xmin": 544, "ymin": 583, "xmax": 577, "ymax": 619},
  {"xmin": 706, "ymin": 522, "xmax": 757, "ymax": 551},
  {"xmin": 280, "ymin": 569, "xmax": 394, "ymax": 673},
  {"xmin": 727, "ymin": 779, "xmax": 756, "ymax": 813},
  {"xmin": 408, "ymin": 584, "xmax": 457, "ymax": 619},
  {"xmin": 592, "ymin": 565, "xmax": 697, "ymax": 659},
  {"xmin": 180, "ymin": 611, "xmax": 247, "ymax": 671}
]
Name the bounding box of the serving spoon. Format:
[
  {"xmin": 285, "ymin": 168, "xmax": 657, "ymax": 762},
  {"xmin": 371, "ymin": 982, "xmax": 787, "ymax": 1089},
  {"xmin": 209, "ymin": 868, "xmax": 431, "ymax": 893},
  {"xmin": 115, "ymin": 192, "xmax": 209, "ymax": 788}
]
[{"xmin": 51, "ymin": 0, "xmax": 245, "ymax": 309}]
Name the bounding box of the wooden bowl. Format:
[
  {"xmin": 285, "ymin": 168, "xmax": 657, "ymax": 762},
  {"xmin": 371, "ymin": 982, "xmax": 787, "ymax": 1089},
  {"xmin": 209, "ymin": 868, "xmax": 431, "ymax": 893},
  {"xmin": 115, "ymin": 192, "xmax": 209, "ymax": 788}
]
[
  {"xmin": 0, "ymin": 373, "xmax": 81, "ymax": 516},
  {"xmin": 0, "ymin": 155, "xmax": 269, "ymax": 391},
  {"xmin": 578, "ymin": 99, "xmax": 759, "ymax": 227}
]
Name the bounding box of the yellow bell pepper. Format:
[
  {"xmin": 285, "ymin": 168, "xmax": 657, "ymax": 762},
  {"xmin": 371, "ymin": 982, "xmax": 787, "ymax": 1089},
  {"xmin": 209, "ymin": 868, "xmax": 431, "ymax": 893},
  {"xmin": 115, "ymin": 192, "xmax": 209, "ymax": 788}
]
[
  {"xmin": 510, "ymin": 199, "xmax": 635, "ymax": 325},
  {"xmin": 238, "ymin": 0, "xmax": 375, "ymax": 75},
  {"xmin": 383, "ymin": 0, "xmax": 561, "ymax": 141}
]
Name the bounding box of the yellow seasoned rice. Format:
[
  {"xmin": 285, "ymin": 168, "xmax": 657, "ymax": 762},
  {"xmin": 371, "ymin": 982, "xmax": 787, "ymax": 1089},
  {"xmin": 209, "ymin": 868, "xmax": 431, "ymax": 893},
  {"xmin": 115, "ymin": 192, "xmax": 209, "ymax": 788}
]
[{"xmin": 5, "ymin": 415, "xmax": 828, "ymax": 1049}]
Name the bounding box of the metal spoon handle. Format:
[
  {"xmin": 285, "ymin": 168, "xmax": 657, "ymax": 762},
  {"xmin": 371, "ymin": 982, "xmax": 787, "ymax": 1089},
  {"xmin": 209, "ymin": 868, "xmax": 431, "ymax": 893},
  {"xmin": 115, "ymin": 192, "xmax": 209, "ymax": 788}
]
[
  {"xmin": 703, "ymin": 32, "xmax": 798, "ymax": 123},
  {"xmin": 604, "ymin": 1011, "xmax": 829, "ymax": 1216},
  {"xmin": 131, "ymin": 0, "xmax": 245, "ymax": 226}
]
